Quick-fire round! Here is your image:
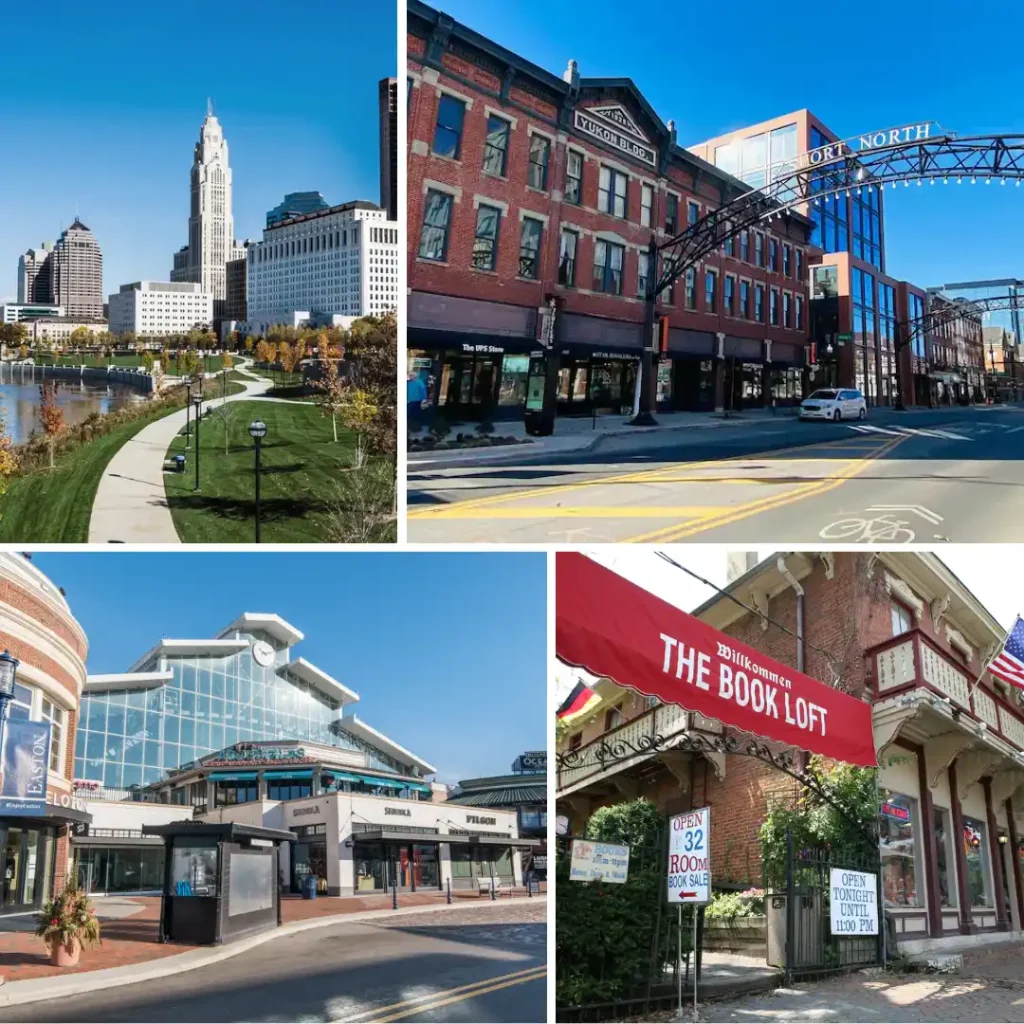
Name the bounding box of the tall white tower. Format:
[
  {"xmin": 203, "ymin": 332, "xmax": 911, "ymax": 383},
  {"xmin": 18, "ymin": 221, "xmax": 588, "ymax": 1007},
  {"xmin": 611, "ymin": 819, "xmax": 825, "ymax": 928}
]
[{"xmin": 172, "ymin": 101, "xmax": 240, "ymax": 318}]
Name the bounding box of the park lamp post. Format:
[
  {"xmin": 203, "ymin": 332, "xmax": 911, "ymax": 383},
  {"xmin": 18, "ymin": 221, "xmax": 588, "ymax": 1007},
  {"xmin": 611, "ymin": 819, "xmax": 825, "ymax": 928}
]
[
  {"xmin": 192, "ymin": 392, "xmax": 203, "ymax": 492},
  {"xmin": 184, "ymin": 376, "xmax": 194, "ymax": 442},
  {"xmin": 0, "ymin": 649, "xmax": 20, "ymax": 755},
  {"xmin": 249, "ymin": 420, "xmax": 267, "ymax": 543}
]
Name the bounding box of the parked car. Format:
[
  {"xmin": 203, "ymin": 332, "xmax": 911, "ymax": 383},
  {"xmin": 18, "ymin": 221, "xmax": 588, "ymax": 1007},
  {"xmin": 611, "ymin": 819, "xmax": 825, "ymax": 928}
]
[{"xmin": 799, "ymin": 388, "xmax": 867, "ymax": 422}]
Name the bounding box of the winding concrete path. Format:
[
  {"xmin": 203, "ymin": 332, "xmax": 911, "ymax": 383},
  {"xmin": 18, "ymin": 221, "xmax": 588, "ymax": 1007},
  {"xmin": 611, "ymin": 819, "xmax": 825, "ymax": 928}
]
[{"xmin": 88, "ymin": 360, "xmax": 274, "ymax": 543}]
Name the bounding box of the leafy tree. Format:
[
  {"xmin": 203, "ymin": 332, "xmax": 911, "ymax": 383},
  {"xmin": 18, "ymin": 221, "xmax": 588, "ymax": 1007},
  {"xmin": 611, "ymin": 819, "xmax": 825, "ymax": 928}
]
[
  {"xmin": 142, "ymin": 352, "xmax": 155, "ymax": 373},
  {"xmin": 312, "ymin": 356, "xmax": 345, "ymax": 442},
  {"xmin": 39, "ymin": 381, "xmax": 66, "ymax": 470},
  {"xmin": 586, "ymin": 798, "xmax": 664, "ymax": 848},
  {"xmin": 244, "ymin": 335, "xmax": 255, "ymax": 353},
  {"xmin": 68, "ymin": 326, "xmax": 92, "ymax": 352},
  {"xmin": 279, "ymin": 342, "xmax": 299, "ymax": 375},
  {"xmin": 221, "ymin": 351, "xmax": 234, "ymax": 370},
  {"xmin": 341, "ymin": 389, "xmax": 378, "ymax": 467},
  {"xmin": 345, "ymin": 313, "xmax": 396, "ymax": 457}
]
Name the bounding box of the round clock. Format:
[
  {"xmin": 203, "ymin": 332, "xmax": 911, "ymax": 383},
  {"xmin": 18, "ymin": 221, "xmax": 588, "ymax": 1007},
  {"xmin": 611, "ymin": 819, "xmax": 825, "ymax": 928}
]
[{"xmin": 252, "ymin": 640, "xmax": 275, "ymax": 667}]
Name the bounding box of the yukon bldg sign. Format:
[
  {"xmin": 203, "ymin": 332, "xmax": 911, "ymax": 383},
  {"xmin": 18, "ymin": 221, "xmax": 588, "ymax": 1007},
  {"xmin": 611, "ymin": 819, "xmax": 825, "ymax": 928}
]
[{"xmin": 574, "ymin": 108, "xmax": 656, "ymax": 167}]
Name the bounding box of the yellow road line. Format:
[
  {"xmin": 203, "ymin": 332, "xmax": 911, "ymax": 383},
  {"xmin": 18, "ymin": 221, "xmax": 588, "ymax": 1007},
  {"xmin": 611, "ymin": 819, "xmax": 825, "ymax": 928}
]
[
  {"xmin": 407, "ymin": 436, "xmax": 889, "ymax": 519},
  {"xmin": 626, "ymin": 433, "xmax": 908, "ymax": 542},
  {"xmin": 334, "ymin": 965, "xmax": 545, "ymax": 1022},
  {"xmin": 420, "ymin": 505, "xmax": 733, "ymax": 520},
  {"xmin": 349, "ymin": 966, "xmax": 547, "ymax": 1023}
]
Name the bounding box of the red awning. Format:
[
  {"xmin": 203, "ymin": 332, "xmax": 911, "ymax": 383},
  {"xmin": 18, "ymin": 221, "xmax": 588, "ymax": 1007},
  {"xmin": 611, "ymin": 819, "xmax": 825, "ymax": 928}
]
[{"xmin": 556, "ymin": 552, "xmax": 877, "ymax": 767}]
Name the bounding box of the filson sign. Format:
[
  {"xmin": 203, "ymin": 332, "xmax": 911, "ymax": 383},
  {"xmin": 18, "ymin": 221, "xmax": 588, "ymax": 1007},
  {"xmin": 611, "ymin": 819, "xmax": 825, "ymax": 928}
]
[
  {"xmin": 574, "ymin": 108, "xmax": 657, "ymax": 167},
  {"xmin": 467, "ymin": 814, "xmax": 497, "ymax": 826},
  {"xmin": 556, "ymin": 553, "xmax": 878, "ymax": 767}
]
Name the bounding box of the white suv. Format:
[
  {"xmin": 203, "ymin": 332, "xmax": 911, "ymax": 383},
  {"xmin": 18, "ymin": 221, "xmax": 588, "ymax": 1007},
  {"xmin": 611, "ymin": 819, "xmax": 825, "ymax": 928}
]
[{"xmin": 799, "ymin": 388, "xmax": 867, "ymax": 422}]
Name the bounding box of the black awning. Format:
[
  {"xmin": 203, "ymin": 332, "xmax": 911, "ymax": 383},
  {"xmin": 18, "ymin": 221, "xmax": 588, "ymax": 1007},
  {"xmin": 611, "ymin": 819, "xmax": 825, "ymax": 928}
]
[
  {"xmin": 467, "ymin": 835, "xmax": 543, "ymax": 847},
  {"xmin": 143, "ymin": 820, "xmax": 294, "ymax": 844},
  {"xmin": 408, "ymin": 327, "xmax": 540, "ymax": 355},
  {"xmin": 352, "ymin": 830, "xmax": 469, "ymax": 844}
]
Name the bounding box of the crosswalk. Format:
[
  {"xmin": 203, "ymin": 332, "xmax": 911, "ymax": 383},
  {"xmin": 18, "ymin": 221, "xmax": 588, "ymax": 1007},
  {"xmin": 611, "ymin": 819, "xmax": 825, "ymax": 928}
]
[{"xmin": 846, "ymin": 422, "xmax": 1024, "ymax": 442}]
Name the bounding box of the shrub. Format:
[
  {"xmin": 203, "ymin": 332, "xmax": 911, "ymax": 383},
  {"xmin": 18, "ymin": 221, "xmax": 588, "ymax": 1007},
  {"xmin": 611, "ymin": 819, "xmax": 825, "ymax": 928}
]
[
  {"xmin": 705, "ymin": 887, "xmax": 765, "ymax": 920},
  {"xmin": 36, "ymin": 883, "xmax": 101, "ymax": 950}
]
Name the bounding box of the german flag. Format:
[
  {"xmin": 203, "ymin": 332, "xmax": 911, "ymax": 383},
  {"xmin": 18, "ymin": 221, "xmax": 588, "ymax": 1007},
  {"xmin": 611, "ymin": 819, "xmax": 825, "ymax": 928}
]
[{"xmin": 556, "ymin": 680, "xmax": 602, "ymax": 727}]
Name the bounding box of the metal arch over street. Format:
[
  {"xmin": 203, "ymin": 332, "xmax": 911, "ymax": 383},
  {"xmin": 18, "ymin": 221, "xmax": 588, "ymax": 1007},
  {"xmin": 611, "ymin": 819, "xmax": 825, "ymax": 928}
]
[
  {"xmin": 631, "ymin": 123, "xmax": 1024, "ymax": 421},
  {"xmin": 899, "ymin": 291, "xmax": 1024, "ymax": 348}
]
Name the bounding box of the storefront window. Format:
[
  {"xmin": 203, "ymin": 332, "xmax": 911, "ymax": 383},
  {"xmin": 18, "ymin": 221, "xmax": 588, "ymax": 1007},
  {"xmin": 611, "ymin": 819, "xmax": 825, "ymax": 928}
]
[
  {"xmin": 412, "ymin": 845, "xmax": 439, "ymax": 889},
  {"xmin": 215, "ymin": 781, "xmax": 258, "ymax": 807},
  {"xmin": 267, "ymin": 781, "xmax": 311, "ymax": 801},
  {"xmin": 499, "ymin": 356, "xmax": 529, "ymax": 407},
  {"xmin": 963, "ymin": 817, "xmax": 993, "ymax": 907},
  {"xmin": 354, "ymin": 842, "xmax": 386, "ymax": 891},
  {"xmin": 170, "ymin": 843, "xmax": 218, "ymax": 897},
  {"xmin": 879, "ymin": 791, "xmax": 922, "ymax": 907},
  {"xmin": 656, "ymin": 359, "xmax": 672, "ymax": 405},
  {"xmin": 934, "ymin": 808, "xmax": 956, "ymax": 907},
  {"xmin": 450, "ymin": 847, "xmax": 473, "ymax": 877}
]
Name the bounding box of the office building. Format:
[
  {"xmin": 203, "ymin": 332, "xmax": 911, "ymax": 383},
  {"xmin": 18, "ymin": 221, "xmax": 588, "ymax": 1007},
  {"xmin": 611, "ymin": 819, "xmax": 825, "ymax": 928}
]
[
  {"xmin": 246, "ymin": 201, "xmax": 398, "ymax": 336},
  {"xmin": 17, "ymin": 243, "xmax": 54, "ymax": 304},
  {"xmin": 50, "ymin": 219, "xmax": 104, "ymax": 320},
  {"xmin": 224, "ymin": 248, "xmax": 249, "ymax": 324},
  {"xmin": 25, "ymin": 317, "xmax": 108, "ymax": 344},
  {"xmin": 1, "ymin": 303, "xmax": 63, "ymax": 324},
  {"xmin": 408, "ymin": 2, "xmax": 814, "ymax": 425},
  {"xmin": 107, "ymin": 281, "xmax": 213, "ymax": 337},
  {"xmin": 266, "ymin": 192, "xmax": 330, "ymax": 228},
  {"xmin": 0, "ymin": 553, "xmax": 89, "ymax": 916},
  {"xmin": 379, "ymin": 78, "xmax": 398, "ymax": 221},
  {"xmin": 169, "ymin": 103, "xmax": 244, "ymax": 318}
]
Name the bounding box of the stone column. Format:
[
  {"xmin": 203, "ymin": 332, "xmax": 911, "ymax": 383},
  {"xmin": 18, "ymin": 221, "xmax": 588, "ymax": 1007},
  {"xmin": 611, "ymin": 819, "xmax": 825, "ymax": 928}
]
[
  {"xmin": 983, "ymin": 777, "xmax": 1010, "ymax": 930},
  {"xmin": 948, "ymin": 760, "xmax": 976, "ymax": 933}
]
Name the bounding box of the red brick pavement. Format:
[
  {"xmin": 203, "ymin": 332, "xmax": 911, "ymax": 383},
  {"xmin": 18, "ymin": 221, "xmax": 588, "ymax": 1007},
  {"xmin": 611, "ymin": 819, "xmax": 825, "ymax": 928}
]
[{"xmin": 0, "ymin": 885, "xmax": 546, "ymax": 984}]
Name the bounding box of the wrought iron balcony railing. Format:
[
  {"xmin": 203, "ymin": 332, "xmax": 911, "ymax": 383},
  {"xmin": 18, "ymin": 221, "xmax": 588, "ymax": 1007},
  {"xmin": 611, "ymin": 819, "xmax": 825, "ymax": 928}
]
[
  {"xmin": 866, "ymin": 628, "xmax": 1024, "ymax": 749},
  {"xmin": 556, "ymin": 701, "xmax": 723, "ymax": 793}
]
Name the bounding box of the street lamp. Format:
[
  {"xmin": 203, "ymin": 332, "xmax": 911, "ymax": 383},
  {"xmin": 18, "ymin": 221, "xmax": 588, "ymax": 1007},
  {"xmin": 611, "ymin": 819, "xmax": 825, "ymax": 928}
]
[
  {"xmin": 192, "ymin": 392, "xmax": 203, "ymax": 492},
  {"xmin": 249, "ymin": 420, "xmax": 268, "ymax": 543},
  {"xmin": 184, "ymin": 377, "xmax": 194, "ymax": 442},
  {"xmin": 0, "ymin": 649, "xmax": 20, "ymax": 753}
]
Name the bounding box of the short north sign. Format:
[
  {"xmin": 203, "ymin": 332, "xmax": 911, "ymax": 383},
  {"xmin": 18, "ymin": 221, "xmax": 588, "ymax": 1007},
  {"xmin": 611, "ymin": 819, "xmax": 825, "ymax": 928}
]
[
  {"xmin": 829, "ymin": 868, "xmax": 878, "ymax": 935},
  {"xmin": 667, "ymin": 808, "xmax": 710, "ymax": 903},
  {"xmin": 555, "ymin": 553, "xmax": 877, "ymax": 766},
  {"xmin": 799, "ymin": 122, "xmax": 939, "ymax": 170}
]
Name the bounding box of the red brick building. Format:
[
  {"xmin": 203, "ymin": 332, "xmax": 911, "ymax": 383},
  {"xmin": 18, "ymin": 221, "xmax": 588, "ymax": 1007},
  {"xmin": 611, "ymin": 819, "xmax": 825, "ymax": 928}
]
[
  {"xmin": 407, "ymin": 1, "xmax": 816, "ymax": 424},
  {"xmin": 556, "ymin": 552, "xmax": 1024, "ymax": 946},
  {"xmin": 0, "ymin": 553, "xmax": 89, "ymax": 916}
]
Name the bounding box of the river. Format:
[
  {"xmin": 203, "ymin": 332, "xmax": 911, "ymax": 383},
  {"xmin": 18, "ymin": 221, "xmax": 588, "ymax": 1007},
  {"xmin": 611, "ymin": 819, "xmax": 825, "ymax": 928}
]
[{"xmin": 0, "ymin": 367, "xmax": 147, "ymax": 444}]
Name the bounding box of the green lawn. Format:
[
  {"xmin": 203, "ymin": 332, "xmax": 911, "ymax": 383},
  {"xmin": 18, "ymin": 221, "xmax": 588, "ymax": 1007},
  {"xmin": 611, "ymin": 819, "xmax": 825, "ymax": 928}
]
[
  {"xmin": 164, "ymin": 401, "xmax": 358, "ymax": 543},
  {"xmin": 0, "ymin": 403, "xmax": 184, "ymax": 542}
]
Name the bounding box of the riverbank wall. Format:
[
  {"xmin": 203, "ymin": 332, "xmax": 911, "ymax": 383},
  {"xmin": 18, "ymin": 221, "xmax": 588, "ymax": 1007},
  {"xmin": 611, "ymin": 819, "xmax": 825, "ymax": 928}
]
[{"xmin": 3, "ymin": 363, "xmax": 156, "ymax": 394}]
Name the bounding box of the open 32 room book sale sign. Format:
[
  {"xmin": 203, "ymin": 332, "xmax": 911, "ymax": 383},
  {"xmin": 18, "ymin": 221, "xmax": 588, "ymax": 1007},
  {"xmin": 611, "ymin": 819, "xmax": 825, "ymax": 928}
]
[{"xmin": 555, "ymin": 552, "xmax": 877, "ymax": 766}]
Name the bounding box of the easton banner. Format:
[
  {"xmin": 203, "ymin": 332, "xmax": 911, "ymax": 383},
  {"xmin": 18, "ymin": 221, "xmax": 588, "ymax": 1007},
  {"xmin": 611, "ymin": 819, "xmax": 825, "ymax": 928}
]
[
  {"xmin": 555, "ymin": 553, "xmax": 877, "ymax": 766},
  {"xmin": 0, "ymin": 718, "xmax": 50, "ymax": 816}
]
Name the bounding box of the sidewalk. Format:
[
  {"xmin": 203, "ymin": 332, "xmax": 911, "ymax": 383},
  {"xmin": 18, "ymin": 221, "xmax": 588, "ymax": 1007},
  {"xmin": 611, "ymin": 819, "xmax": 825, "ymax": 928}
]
[
  {"xmin": 408, "ymin": 401, "xmax": 1023, "ymax": 470},
  {"xmin": 88, "ymin": 360, "xmax": 272, "ymax": 543},
  {"xmin": 0, "ymin": 890, "xmax": 545, "ymax": 1007}
]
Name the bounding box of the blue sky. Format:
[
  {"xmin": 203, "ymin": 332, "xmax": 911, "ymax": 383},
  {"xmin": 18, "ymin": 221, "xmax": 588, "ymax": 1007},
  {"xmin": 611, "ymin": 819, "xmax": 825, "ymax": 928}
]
[
  {"xmin": 429, "ymin": 0, "xmax": 1024, "ymax": 289},
  {"xmin": 0, "ymin": 0, "xmax": 395, "ymax": 302},
  {"xmin": 31, "ymin": 552, "xmax": 546, "ymax": 784}
]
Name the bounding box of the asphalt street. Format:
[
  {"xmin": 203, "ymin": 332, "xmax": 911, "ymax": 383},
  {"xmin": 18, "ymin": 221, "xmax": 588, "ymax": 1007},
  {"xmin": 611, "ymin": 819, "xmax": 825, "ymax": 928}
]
[
  {"xmin": 407, "ymin": 404, "xmax": 1024, "ymax": 543},
  {"xmin": 0, "ymin": 908, "xmax": 546, "ymax": 1023}
]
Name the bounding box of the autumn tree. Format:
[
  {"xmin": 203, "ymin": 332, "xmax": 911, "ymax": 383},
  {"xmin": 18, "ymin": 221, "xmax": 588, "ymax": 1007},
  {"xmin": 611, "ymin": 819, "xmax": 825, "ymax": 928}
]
[
  {"xmin": 221, "ymin": 351, "xmax": 234, "ymax": 371},
  {"xmin": 341, "ymin": 389, "xmax": 378, "ymax": 467},
  {"xmin": 312, "ymin": 356, "xmax": 345, "ymax": 442},
  {"xmin": 345, "ymin": 312, "xmax": 396, "ymax": 457},
  {"xmin": 244, "ymin": 336, "xmax": 255, "ymax": 353},
  {"xmin": 39, "ymin": 381, "xmax": 66, "ymax": 470},
  {"xmin": 142, "ymin": 351, "xmax": 155, "ymax": 373}
]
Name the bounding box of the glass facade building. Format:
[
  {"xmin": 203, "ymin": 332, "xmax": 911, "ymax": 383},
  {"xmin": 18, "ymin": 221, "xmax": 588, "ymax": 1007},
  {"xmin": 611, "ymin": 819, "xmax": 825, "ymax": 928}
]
[
  {"xmin": 265, "ymin": 191, "xmax": 330, "ymax": 228},
  {"xmin": 75, "ymin": 624, "xmax": 410, "ymax": 791}
]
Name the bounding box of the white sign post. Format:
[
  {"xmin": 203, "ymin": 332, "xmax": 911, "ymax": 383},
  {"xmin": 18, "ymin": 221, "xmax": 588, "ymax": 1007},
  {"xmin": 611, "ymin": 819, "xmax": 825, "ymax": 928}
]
[
  {"xmin": 568, "ymin": 839, "xmax": 630, "ymax": 884},
  {"xmin": 667, "ymin": 809, "xmax": 711, "ymax": 1022},
  {"xmin": 829, "ymin": 868, "xmax": 879, "ymax": 936}
]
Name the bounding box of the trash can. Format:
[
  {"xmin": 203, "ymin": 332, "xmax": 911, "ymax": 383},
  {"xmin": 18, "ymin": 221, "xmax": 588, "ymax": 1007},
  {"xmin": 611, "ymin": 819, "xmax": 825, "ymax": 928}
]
[
  {"xmin": 174, "ymin": 454, "xmax": 186, "ymax": 473},
  {"xmin": 302, "ymin": 875, "xmax": 318, "ymax": 900}
]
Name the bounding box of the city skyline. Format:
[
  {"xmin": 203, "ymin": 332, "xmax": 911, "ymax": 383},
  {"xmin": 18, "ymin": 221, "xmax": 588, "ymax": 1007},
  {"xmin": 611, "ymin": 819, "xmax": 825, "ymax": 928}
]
[{"xmin": 0, "ymin": 0, "xmax": 395, "ymax": 303}]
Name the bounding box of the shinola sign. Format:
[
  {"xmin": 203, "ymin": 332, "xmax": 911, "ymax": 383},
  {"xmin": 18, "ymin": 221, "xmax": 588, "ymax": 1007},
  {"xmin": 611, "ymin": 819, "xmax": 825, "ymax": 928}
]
[{"xmin": 801, "ymin": 122, "xmax": 940, "ymax": 169}]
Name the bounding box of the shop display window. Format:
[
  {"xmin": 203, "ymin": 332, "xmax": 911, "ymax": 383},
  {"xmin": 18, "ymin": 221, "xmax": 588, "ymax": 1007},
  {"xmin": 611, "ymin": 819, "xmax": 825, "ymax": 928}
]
[
  {"xmin": 879, "ymin": 790, "xmax": 923, "ymax": 908},
  {"xmin": 170, "ymin": 843, "xmax": 218, "ymax": 897},
  {"xmin": 963, "ymin": 816, "xmax": 993, "ymax": 907}
]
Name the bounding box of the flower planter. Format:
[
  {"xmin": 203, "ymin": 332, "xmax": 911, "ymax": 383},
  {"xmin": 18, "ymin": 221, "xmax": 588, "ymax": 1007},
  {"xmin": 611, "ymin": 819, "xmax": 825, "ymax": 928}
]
[{"xmin": 50, "ymin": 938, "xmax": 81, "ymax": 967}]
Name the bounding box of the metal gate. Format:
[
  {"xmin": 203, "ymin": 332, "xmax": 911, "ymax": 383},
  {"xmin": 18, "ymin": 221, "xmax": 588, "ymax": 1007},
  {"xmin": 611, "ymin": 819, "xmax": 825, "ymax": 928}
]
[
  {"xmin": 555, "ymin": 829, "xmax": 704, "ymax": 1022},
  {"xmin": 766, "ymin": 830, "xmax": 882, "ymax": 984}
]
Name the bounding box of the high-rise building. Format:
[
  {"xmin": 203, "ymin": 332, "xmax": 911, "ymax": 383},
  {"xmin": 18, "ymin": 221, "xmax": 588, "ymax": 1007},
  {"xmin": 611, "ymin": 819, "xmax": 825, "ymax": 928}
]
[
  {"xmin": 170, "ymin": 102, "xmax": 242, "ymax": 319},
  {"xmin": 246, "ymin": 201, "xmax": 398, "ymax": 335},
  {"xmin": 107, "ymin": 281, "xmax": 213, "ymax": 337},
  {"xmin": 379, "ymin": 77, "xmax": 398, "ymax": 221},
  {"xmin": 17, "ymin": 243, "xmax": 54, "ymax": 303},
  {"xmin": 50, "ymin": 218, "xmax": 104, "ymax": 319},
  {"xmin": 266, "ymin": 192, "xmax": 330, "ymax": 228},
  {"xmin": 224, "ymin": 247, "xmax": 249, "ymax": 324}
]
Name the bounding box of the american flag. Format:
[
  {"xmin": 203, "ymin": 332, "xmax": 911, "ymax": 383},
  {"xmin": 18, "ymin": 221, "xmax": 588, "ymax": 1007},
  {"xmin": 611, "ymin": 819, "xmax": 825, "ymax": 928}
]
[{"xmin": 988, "ymin": 617, "xmax": 1024, "ymax": 690}]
